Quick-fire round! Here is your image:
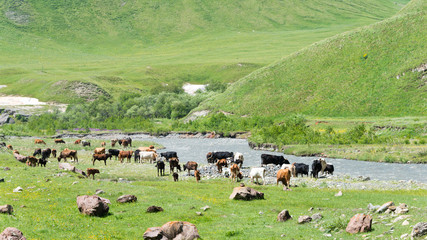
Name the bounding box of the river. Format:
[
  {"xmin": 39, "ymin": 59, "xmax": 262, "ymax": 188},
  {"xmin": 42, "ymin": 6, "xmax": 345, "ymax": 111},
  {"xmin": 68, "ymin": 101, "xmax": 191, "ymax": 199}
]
[{"xmin": 121, "ymin": 135, "xmax": 427, "ymax": 183}]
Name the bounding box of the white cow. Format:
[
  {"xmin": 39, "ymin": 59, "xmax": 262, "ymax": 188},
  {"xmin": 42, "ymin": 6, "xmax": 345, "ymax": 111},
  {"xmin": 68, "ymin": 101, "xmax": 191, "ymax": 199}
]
[
  {"xmin": 139, "ymin": 151, "xmax": 158, "ymax": 164},
  {"xmin": 281, "ymin": 163, "xmax": 296, "ymax": 177},
  {"xmin": 249, "ymin": 167, "xmax": 266, "ymax": 185},
  {"xmin": 233, "ymin": 152, "xmax": 244, "ymax": 167}
]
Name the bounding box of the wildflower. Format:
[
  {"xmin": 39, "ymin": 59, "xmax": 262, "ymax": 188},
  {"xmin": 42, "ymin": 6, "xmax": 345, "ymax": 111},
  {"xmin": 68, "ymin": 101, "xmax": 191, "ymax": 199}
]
[{"xmin": 363, "ymin": 53, "xmax": 368, "ymax": 59}]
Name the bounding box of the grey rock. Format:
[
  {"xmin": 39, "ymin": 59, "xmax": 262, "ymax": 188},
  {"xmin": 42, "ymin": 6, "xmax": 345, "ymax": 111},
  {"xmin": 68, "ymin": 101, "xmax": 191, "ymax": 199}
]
[
  {"xmin": 277, "ymin": 209, "xmax": 292, "ymax": 222},
  {"xmin": 346, "ymin": 213, "xmax": 372, "ymax": 234},
  {"xmin": 411, "ymin": 222, "xmax": 427, "ymax": 238},
  {"xmin": 76, "ymin": 195, "xmax": 109, "ymax": 217},
  {"xmin": 13, "ymin": 187, "xmax": 23, "ymax": 193},
  {"xmin": 159, "ymin": 221, "xmax": 200, "ymax": 240},
  {"xmin": 59, "ymin": 163, "xmax": 75, "ymax": 172},
  {"xmin": 377, "ymin": 201, "xmax": 394, "ymax": 213},
  {"xmin": 395, "ymin": 207, "xmax": 409, "ymax": 214},
  {"xmin": 402, "ymin": 220, "xmax": 409, "ymax": 226},
  {"xmin": 117, "ymin": 195, "xmax": 137, "ymax": 203},
  {"xmin": 147, "ymin": 206, "xmax": 163, "ymax": 213},
  {"xmin": 95, "ymin": 189, "xmax": 105, "ymax": 195},
  {"xmin": 0, "ymin": 204, "xmax": 13, "ymax": 214},
  {"xmin": 298, "ymin": 215, "xmax": 312, "ymax": 224},
  {"xmin": 0, "ymin": 227, "xmax": 26, "ymax": 240},
  {"xmin": 143, "ymin": 227, "xmax": 166, "ymax": 240},
  {"xmin": 392, "ymin": 215, "xmax": 410, "ymax": 223},
  {"xmin": 229, "ymin": 187, "xmax": 264, "ymax": 201},
  {"xmin": 312, "ymin": 213, "xmax": 323, "ymax": 221}
]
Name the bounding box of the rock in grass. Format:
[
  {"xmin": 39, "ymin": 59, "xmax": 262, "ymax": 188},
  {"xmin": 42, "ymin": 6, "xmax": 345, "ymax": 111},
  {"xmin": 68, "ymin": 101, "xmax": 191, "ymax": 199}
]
[
  {"xmin": 160, "ymin": 221, "xmax": 200, "ymax": 240},
  {"xmin": 143, "ymin": 227, "xmax": 164, "ymax": 240},
  {"xmin": 346, "ymin": 214, "xmax": 372, "ymax": 234},
  {"xmin": 377, "ymin": 201, "xmax": 394, "ymax": 213},
  {"xmin": 76, "ymin": 195, "xmax": 109, "ymax": 217},
  {"xmin": 13, "ymin": 187, "xmax": 23, "ymax": 193},
  {"xmin": 146, "ymin": 206, "xmax": 163, "ymax": 213},
  {"xmin": 0, "ymin": 227, "xmax": 26, "ymax": 240},
  {"xmin": 298, "ymin": 215, "xmax": 312, "ymax": 224},
  {"xmin": 312, "ymin": 213, "xmax": 323, "ymax": 221},
  {"xmin": 277, "ymin": 210, "xmax": 292, "ymax": 222},
  {"xmin": 200, "ymin": 205, "xmax": 210, "ymax": 211},
  {"xmin": 411, "ymin": 222, "xmax": 427, "ymax": 238},
  {"xmin": 0, "ymin": 205, "xmax": 13, "ymax": 214},
  {"xmin": 59, "ymin": 163, "xmax": 75, "ymax": 172},
  {"xmin": 95, "ymin": 189, "xmax": 105, "ymax": 195},
  {"xmin": 229, "ymin": 187, "xmax": 264, "ymax": 200},
  {"xmin": 117, "ymin": 195, "xmax": 137, "ymax": 203},
  {"xmin": 402, "ymin": 220, "xmax": 409, "ymax": 226}
]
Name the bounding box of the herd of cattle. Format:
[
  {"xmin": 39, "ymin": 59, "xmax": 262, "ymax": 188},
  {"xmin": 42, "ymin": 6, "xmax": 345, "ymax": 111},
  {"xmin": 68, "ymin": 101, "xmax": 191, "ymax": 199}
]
[{"xmin": 2, "ymin": 138, "xmax": 335, "ymax": 187}]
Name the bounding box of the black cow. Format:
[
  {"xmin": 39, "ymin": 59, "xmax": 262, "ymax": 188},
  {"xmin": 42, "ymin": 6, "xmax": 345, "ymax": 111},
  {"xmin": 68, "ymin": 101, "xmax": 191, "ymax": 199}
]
[
  {"xmin": 108, "ymin": 149, "xmax": 120, "ymax": 160},
  {"xmin": 160, "ymin": 151, "xmax": 178, "ymax": 162},
  {"xmin": 41, "ymin": 148, "xmax": 52, "ymax": 160},
  {"xmin": 156, "ymin": 160, "xmax": 165, "ymax": 176},
  {"xmin": 134, "ymin": 149, "xmax": 141, "ymax": 163},
  {"xmin": 0, "ymin": 142, "xmax": 6, "ymax": 148},
  {"xmin": 206, "ymin": 151, "xmax": 234, "ymax": 164},
  {"xmin": 311, "ymin": 160, "xmax": 322, "ymax": 178},
  {"xmin": 82, "ymin": 141, "xmax": 91, "ymax": 147},
  {"xmin": 324, "ymin": 164, "xmax": 334, "ymax": 175},
  {"xmin": 33, "ymin": 148, "xmax": 42, "ymax": 157},
  {"xmin": 294, "ymin": 163, "xmax": 309, "ymax": 177},
  {"xmin": 38, "ymin": 158, "xmax": 47, "ymax": 167},
  {"xmin": 260, "ymin": 154, "xmax": 289, "ymax": 166}
]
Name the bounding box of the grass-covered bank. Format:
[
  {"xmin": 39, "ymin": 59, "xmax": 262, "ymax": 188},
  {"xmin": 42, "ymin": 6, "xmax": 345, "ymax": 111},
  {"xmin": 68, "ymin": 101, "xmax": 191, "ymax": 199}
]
[{"xmin": 0, "ymin": 149, "xmax": 426, "ymax": 239}]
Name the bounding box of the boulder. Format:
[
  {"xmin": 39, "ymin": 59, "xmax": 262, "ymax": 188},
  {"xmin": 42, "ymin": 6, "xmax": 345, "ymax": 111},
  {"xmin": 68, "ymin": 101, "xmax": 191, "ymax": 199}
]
[
  {"xmin": 0, "ymin": 227, "xmax": 26, "ymax": 240},
  {"xmin": 411, "ymin": 222, "xmax": 427, "ymax": 238},
  {"xmin": 346, "ymin": 214, "xmax": 372, "ymax": 234},
  {"xmin": 0, "ymin": 205, "xmax": 13, "ymax": 214},
  {"xmin": 143, "ymin": 227, "xmax": 166, "ymax": 240},
  {"xmin": 277, "ymin": 209, "xmax": 292, "ymax": 222},
  {"xmin": 377, "ymin": 201, "xmax": 394, "ymax": 213},
  {"xmin": 229, "ymin": 187, "xmax": 264, "ymax": 201},
  {"xmin": 298, "ymin": 215, "xmax": 312, "ymax": 224},
  {"xmin": 117, "ymin": 195, "xmax": 137, "ymax": 203},
  {"xmin": 76, "ymin": 195, "xmax": 109, "ymax": 217},
  {"xmin": 59, "ymin": 163, "xmax": 75, "ymax": 172},
  {"xmin": 160, "ymin": 221, "xmax": 200, "ymax": 240},
  {"xmin": 147, "ymin": 206, "xmax": 164, "ymax": 213},
  {"xmin": 312, "ymin": 213, "xmax": 323, "ymax": 221}
]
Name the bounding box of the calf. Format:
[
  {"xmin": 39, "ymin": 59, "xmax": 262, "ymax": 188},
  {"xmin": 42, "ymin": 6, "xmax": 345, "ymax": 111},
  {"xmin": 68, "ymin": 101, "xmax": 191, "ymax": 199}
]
[
  {"xmin": 277, "ymin": 168, "xmax": 291, "ymax": 190},
  {"xmin": 38, "ymin": 158, "xmax": 47, "ymax": 167},
  {"xmin": 206, "ymin": 151, "xmax": 234, "ymax": 164},
  {"xmin": 26, "ymin": 156, "xmax": 38, "ymax": 167},
  {"xmin": 281, "ymin": 163, "xmax": 296, "ymax": 177},
  {"xmin": 160, "ymin": 151, "xmax": 178, "ymax": 161},
  {"xmin": 250, "ymin": 167, "xmax": 266, "ymax": 185},
  {"xmin": 156, "ymin": 160, "xmax": 165, "ymax": 176},
  {"xmin": 173, "ymin": 172, "xmax": 179, "ymax": 182},
  {"xmin": 118, "ymin": 150, "xmax": 133, "ymax": 163},
  {"xmin": 94, "ymin": 147, "xmax": 105, "ymax": 154},
  {"xmin": 34, "ymin": 139, "xmax": 46, "ymax": 144},
  {"xmin": 57, "ymin": 149, "xmax": 78, "ymax": 162},
  {"xmin": 215, "ymin": 159, "xmax": 228, "ymax": 173},
  {"xmin": 134, "ymin": 149, "xmax": 141, "ymax": 162},
  {"xmin": 294, "ymin": 163, "xmax": 309, "ymax": 177},
  {"xmin": 230, "ymin": 163, "xmax": 240, "ymax": 182},
  {"xmin": 183, "ymin": 161, "xmax": 198, "ymax": 175},
  {"xmin": 51, "ymin": 149, "xmax": 57, "ymax": 158},
  {"xmin": 54, "ymin": 139, "xmax": 65, "ymax": 144},
  {"xmin": 108, "ymin": 149, "xmax": 120, "ymax": 160},
  {"xmin": 195, "ymin": 170, "xmax": 201, "ymax": 183},
  {"xmin": 261, "ymin": 154, "xmax": 289, "ymax": 166},
  {"xmin": 92, "ymin": 153, "xmax": 112, "ymax": 166},
  {"xmin": 33, "ymin": 148, "xmax": 42, "ymax": 157},
  {"xmin": 169, "ymin": 157, "xmax": 180, "ymax": 173},
  {"xmin": 86, "ymin": 168, "xmax": 100, "ymax": 179}
]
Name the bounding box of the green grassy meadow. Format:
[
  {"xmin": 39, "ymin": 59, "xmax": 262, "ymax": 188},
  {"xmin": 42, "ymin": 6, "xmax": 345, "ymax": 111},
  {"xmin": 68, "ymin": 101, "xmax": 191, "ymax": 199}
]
[{"xmin": 0, "ymin": 138, "xmax": 426, "ymax": 239}]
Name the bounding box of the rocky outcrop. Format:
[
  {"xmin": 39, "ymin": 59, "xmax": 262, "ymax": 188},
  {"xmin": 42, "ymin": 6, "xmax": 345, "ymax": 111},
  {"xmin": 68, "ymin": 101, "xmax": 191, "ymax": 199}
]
[
  {"xmin": 229, "ymin": 187, "xmax": 264, "ymax": 200},
  {"xmin": 143, "ymin": 221, "xmax": 200, "ymax": 240},
  {"xmin": 346, "ymin": 214, "xmax": 372, "ymax": 234},
  {"xmin": 0, "ymin": 227, "xmax": 26, "ymax": 240},
  {"xmin": 76, "ymin": 195, "xmax": 109, "ymax": 217}
]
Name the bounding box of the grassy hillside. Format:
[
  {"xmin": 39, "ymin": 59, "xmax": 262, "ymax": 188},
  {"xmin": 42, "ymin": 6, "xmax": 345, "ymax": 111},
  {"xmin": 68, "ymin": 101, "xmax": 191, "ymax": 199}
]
[
  {"xmin": 199, "ymin": 0, "xmax": 426, "ymax": 117},
  {"xmin": 0, "ymin": 0, "xmax": 408, "ymax": 103}
]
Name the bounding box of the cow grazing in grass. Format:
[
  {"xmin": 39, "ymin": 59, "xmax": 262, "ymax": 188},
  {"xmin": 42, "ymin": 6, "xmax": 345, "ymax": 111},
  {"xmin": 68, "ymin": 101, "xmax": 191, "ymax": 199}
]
[
  {"xmin": 82, "ymin": 141, "xmax": 91, "ymax": 147},
  {"xmin": 41, "ymin": 148, "xmax": 52, "ymax": 160},
  {"xmin": 87, "ymin": 168, "xmax": 100, "ymax": 179},
  {"xmin": 58, "ymin": 149, "xmax": 78, "ymax": 162},
  {"xmin": 169, "ymin": 157, "xmax": 180, "ymax": 173},
  {"xmin": 74, "ymin": 139, "xmax": 81, "ymax": 144},
  {"xmin": 92, "ymin": 153, "xmax": 112, "ymax": 166},
  {"xmin": 26, "ymin": 156, "xmax": 38, "ymax": 167},
  {"xmin": 38, "ymin": 158, "xmax": 47, "ymax": 167},
  {"xmin": 51, "ymin": 149, "xmax": 57, "ymax": 158},
  {"xmin": 34, "ymin": 139, "xmax": 46, "ymax": 144},
  {"xmin": 54, "ymin": 139, "xmax": 65, "ymax": 144},
  {"xmin": 33, "ymin": 148, "xmax": 42, "ymax": 157},
  {"xmin": 230, "ymin": 164, "xmax": 240, "ymax": 182},
  {"xmin": 250, "ymin": 167, "xmax": 266, "ymax": 185},
  {"xmin": 118, "ymin": 150, "xmax": 133, "ymax": 163},
  {"xmin": 183, "ymin": 161, "xmax": 198, "ymax": 175},
  {"xmin": 277, "ymin": 168, "xmax": 291, "ymax": 190},
  {"xmin": 108, "ymin": 149, "xmax": 120, "ymax": 160},
  {"xmin": 195, "ymin": 170, "xmax": 201, "ymax": 183},
  {"xmin": 215, "ymin": 159, "xmax": 228, "ymax": 173},
  {"xmin": 156, "ymin": 160, "xmax": 165, "ymax": 176}
]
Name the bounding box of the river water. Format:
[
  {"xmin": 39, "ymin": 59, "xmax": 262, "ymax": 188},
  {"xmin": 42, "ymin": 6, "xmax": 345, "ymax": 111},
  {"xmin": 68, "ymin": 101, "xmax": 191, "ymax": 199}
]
[{"xmin": 124, "ymin": 135, "xmax": 427, "ymax": 183}]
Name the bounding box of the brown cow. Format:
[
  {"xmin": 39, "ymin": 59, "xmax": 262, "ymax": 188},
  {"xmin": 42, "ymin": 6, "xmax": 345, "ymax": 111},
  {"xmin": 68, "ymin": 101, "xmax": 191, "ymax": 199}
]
[
  {"xmin": 87, "ymin": 168, "xmax": 100, "ymax": 180},
  {"xmin": 173, "ymin": 172, "xmax": 179, "ymax": 182},
  {"xmin": 74, "ymin": 139, "xmax": 82, "ymax": 144},
  {"xmin": 26, "ymin": 156, "xmax": 38, "ymax": 167},
  {"xmin": 6, "ymin": 145, "xmax": 13, "ymax": 150},
  {"xmin": 169, "ymin": 157, "xmax": 180, "ymax": 173},
  {"xmin": 51, "ymin": 149, "xmax": 57, "ymax": 158},
  {"xmin": 94, "ymin": 147, "xmax": 106, "ymax": 154},
  {"xmin": 101, "ymin": 141, "xmax": 106, "ymax": 147},
  {"xmin": 183, "ymin": 161, "xmax": 198, "ymax": 175},
  {"xmin": 277, "ymin": 168, "xmax": 291, "ymax": 190},
  {"xmin": 118, "ymin": 150, "xmax": 133, "ymax": 163},
  {"xmin": 122, "ymin": 140, "xmax": 129, "ymax": 148},
  {"xmin": 54, "ymin": 139, "xmax": 65, "ymax": 144},
  {"xmin": 111, "ymin": 139, "xmax": 117, "ymax": 147},
  {"xmin": 230, "ymin": 164, "xmax": 240, "ymax": 182},
  {"xmin": 215, "ymin": 159, "xmax": 228, "ymax": 173},
  {"xmin": 92, "ymin": 153, "xmax": 112, "ymax": 166},
  {"xmin": 57, "ymin": 149, "xmax": 78, "ymax": 162},
  {"xmin": 195, "ymin": 170, "xmax": 201, "ymax": 183},
  {"xmin": 34, "ymin": 139, "xmax": 46, "ymax": 144}
]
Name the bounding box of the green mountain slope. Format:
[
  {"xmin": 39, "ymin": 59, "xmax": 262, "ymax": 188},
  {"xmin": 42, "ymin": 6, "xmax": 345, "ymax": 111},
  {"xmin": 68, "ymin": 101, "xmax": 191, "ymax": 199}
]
[
  {"xmin": 0, "ymin": 0, "xmax": 408, "ymax": 103},
  {"xmin": 199, "ymin": 0, "xmax": 426, "ymax": 117}
]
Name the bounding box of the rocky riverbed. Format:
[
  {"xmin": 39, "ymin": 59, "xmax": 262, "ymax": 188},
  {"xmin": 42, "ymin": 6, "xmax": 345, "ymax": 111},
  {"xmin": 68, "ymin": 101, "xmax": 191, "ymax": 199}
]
[{"xmin": 181, "ymin": 164, "xmax": 427, "ymax": 191}]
